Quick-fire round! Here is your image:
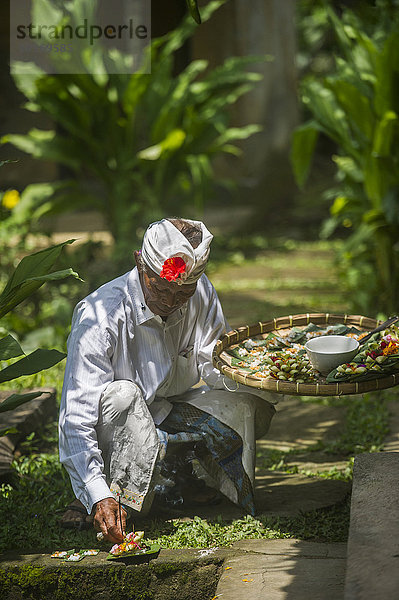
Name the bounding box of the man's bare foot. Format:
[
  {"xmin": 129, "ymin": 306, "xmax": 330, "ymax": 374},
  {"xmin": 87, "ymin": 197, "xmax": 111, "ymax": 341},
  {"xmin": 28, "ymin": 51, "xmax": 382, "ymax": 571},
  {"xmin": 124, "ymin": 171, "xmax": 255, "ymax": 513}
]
[{"xmin": 59, "ymin": 498, "xmax": 93, "ymax": 530}]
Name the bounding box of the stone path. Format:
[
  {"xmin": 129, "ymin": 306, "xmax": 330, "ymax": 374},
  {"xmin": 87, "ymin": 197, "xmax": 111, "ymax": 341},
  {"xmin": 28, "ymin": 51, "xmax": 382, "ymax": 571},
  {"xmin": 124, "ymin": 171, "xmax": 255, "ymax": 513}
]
[
  {"xmin": 257, "ymin": 395, "xmax": 349, "ymax": 474},
  {"xmin": 216, "ymin": 539, "xmax": 347, "ymax": 600},
  {"xmin": 254, "ymin": 396, "xmax": 350, "ymax": 515}
]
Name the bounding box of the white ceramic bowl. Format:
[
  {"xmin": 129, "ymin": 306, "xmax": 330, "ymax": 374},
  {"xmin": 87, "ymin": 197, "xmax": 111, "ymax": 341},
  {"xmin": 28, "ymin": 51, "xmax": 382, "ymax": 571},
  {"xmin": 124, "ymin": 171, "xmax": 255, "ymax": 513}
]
[{"xmin": 304, "ymin": 335, "xmax": 360, "ymax": 375}]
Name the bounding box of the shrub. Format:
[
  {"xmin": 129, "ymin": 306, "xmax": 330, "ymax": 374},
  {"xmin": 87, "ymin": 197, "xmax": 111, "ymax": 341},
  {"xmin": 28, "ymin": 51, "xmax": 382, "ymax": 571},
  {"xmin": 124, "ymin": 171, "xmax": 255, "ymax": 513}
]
[{"xmin": 292, "ymin": 4, "xmax": 399, "ymax": 314}]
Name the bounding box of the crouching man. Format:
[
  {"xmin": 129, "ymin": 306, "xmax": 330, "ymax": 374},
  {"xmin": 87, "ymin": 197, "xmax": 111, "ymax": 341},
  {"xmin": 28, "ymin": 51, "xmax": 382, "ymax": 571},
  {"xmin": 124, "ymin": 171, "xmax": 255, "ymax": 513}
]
[{"xmin": 59, "ymin": 218, "xmax": 277, "ymax": 542}]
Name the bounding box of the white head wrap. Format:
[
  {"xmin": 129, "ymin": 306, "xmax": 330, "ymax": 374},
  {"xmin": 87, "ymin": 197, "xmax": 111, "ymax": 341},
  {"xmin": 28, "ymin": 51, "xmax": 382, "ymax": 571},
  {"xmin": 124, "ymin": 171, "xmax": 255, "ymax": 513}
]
[{"xmin": 141, "ymin": 218, "xmax": 213, "ymax": 284}]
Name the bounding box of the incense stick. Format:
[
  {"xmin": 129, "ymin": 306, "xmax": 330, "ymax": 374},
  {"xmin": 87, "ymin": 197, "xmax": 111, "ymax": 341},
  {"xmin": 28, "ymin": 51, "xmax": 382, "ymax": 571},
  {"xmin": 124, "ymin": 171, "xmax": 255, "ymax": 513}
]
[{"xmin": 118, "ymin": 496, "xmax": 124, "ymax": 538}]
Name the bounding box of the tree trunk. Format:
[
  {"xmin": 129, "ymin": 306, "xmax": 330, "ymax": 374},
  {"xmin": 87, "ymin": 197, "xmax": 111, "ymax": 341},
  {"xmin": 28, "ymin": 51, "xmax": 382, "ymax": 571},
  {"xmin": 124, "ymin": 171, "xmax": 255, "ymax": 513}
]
[{"xmin": 192, "ymin": 0, "xmax": 298, "ymax": 228}]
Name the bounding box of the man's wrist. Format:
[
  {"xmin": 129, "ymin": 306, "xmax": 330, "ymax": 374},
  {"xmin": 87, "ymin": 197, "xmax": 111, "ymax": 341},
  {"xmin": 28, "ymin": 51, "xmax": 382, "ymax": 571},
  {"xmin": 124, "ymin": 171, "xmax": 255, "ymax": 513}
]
[{"xmin": 85, "ymin": 477, "xmax": 113, "ymax": 513}]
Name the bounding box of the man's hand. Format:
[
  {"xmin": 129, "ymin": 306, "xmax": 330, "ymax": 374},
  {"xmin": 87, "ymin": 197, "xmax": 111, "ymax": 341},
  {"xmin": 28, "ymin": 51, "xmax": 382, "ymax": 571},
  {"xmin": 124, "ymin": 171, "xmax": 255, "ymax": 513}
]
[{"xmin": 93, "ymin": 497, "xmax": 127, "ymax": 543}]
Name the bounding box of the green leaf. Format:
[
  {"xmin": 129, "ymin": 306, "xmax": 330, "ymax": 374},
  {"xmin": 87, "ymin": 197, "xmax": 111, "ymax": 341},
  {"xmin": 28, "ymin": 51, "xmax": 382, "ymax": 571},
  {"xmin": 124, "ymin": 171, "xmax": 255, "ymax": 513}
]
[
  {"xmin": 186, "ymin": 0, "xmax": 201, "ymax": 24},
  {"xmin": 0, "ymin": 240, "xmax": 78, "ymax": 318},
  {"xmin": 2, "ymin": 130, "xmax": 82, "ymax": 170},
  {"xmin": 212, "ymin": 125, "xmax": 262, "ymax": 147},
  {"xmin": 326, "ymin": 78, "xmax": 374, "ymax": 140},
  {"xmin": 138, "ymin": 129, "xmax": 186, "ymax": 160},
  {"xmin": 327, "ymin": 5, "xmax": 353, "ymax": 57},
  {"xmin": 0, "ymin": 392, "xmax": 43, "ymax": 414},
  {"xmin": 330, "ymin": 196, "xmax": 350, "ymax": 216},
  {"xmin": 162, "ymin": 0, "xmax": 225, "ymax": 58},
  {"xmin": 364, "ymin": 154, "xmax": 386, "ymax": 207},
  {"xmin": 0, "ymin": 269, "xmax": 81, "ymax": 319},
  {"xmin": 0, "ymin": 334, "xmax": 24, "ymax": 361},
  {"xmin": 332, "ymin": 156, "xmax": 363, "ymax": 183},
  {"xmin": 382, "ymin": 188, "xmax": 399, "ymax": 226},
  {"xmin": 151, "ymin": 60, "xmax": 208, "ymax": 141},
  {"xmin": 291, "ymin": 122, "xmax": 319, "ymax": 187},
  {"xmin": 372, "ymin": 111, "xmax": 397, "ymax": 157},
  {"xmin": 11, "ymin": 182, "xmax": 69, "ymax": 225},
  {"xmin": 0, "ymin": 426, "xmax": 18, "ymax": 437},
  {"xmin": 0, "ymin": 159, "xmax": 18, "ymax": 168},
  {"xmin": 219, "ymin": 144, "xmax": 242, "ymax": 157},
  {"xmin": 301, "ymin": 80, "xmax": 358, "ymax": 159},
  {"xmin": 0, "ymin": 349, "xmax": 66, "ymax": 384},
  {"xmin": 32, "ymin": 0, "xmax": 64, "ymax": 32},
  {"xmin": 12, "ymin": 64, "xmax": 44, "ymax": 99},
  {"xmin": 375, "ymin": 31, "xmax": 399, "ymax": 117}
]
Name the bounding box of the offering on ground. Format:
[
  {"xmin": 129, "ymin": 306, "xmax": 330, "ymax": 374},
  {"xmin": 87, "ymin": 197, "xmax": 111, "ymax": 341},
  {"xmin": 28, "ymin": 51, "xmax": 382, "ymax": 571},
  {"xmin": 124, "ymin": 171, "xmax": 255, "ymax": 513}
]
[
  {"xmin": 106, "ymin": 529, "xmax": 160, "ymax": 561},
  {"xmin": 50, "ymin": 549, "xmax": 99, "ymax": 561},
  {"xmin": 109, "ymin": 530, "xmax": 146, "ymax": 556}
]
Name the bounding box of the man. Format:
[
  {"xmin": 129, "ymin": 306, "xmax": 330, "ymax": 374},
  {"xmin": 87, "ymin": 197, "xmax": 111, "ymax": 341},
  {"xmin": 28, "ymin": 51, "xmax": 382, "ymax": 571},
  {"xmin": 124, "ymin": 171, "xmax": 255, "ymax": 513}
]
[{"xmin": 59, "ymin": 218, "xmax": 277, "ymax": 543}]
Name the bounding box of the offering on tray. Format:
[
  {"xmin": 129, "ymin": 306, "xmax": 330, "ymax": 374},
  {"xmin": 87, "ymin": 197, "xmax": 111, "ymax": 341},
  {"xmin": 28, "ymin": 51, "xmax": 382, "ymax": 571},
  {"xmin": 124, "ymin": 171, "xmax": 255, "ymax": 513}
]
[
  {"xmin": 327, "ymin": 326, "xmax": 399, "ymax": 383},
  {"xmin": 225, "ymin": 322, "xmax": 399, "ymax": 383}
]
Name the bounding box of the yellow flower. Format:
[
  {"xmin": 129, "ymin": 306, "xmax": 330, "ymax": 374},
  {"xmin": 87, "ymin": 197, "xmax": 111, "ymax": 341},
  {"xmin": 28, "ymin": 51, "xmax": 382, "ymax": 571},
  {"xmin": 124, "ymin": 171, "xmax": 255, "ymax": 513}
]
[
  {"xmin": 2, "ymin": 189, "xmax": 20, "ymax": 210},
  {"xmin": 382, "ymin": 341, "xmax": 399, "ymax": 356}
]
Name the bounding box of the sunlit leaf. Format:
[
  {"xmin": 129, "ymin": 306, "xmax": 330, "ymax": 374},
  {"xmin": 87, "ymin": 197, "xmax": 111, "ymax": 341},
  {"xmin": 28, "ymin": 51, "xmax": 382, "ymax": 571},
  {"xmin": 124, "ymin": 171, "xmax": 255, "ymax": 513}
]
[
  {"xmin": 332, "ymin": 156, "xmax": 363, "ymax": 183},
  {"xmin": 0, "ymin": 426, "xmax": 18, "ymax": 436},
  {"xmin": 0, "ymin": 240, "xmax": 79, "ymax": 318},
  {"xmin": 138, "ymin": 129, "xmax": 186, "ymax": 160}
]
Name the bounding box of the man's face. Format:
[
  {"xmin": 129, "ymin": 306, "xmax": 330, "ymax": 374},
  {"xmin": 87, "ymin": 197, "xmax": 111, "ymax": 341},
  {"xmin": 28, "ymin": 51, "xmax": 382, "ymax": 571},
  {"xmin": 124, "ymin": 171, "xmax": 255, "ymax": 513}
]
[{"xmin": 135, "ymin": 253, "xmax": 197, "ymax": 317}]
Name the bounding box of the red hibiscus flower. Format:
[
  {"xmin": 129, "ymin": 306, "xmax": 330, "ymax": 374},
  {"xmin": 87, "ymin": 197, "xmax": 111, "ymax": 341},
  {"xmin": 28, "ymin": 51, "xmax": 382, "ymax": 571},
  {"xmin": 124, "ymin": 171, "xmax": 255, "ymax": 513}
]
[{"xmin": 160, "ymin": 257, "xmax": 186, "ymax": 282}]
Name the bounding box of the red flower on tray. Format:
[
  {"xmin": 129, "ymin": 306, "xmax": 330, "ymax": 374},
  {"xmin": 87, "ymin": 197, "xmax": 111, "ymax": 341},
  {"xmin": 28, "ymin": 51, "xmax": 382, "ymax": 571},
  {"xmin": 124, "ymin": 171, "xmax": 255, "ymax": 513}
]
[{"xmin": 160, "ymin": 256, "xmax": 186, "ymax": 282}]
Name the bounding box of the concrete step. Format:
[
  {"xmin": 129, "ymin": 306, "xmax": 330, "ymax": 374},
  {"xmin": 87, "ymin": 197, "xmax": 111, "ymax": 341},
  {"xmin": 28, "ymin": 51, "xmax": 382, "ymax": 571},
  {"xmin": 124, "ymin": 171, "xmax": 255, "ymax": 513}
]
[
  {"xmin": 0, "ymin": 541, "xmax": 347, "ymax": 600},
  {"xmin": 216, "ymin": 539, "xmax": 347, "ymax": 600},
  {"xmin": 0, "ymin": 547, "xmax": 229, "ymax": 600},
  {"xmin": 344, "ymin": 452, "xmax": 399, "ymax": 600}
]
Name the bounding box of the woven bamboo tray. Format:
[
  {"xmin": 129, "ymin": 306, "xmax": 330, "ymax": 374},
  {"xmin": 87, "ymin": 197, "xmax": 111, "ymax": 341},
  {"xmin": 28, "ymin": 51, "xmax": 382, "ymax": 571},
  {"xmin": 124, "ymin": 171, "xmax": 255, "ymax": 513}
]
[{"xmin": 212, "ymin": 313, "xmax": 399, "ymax": 396}]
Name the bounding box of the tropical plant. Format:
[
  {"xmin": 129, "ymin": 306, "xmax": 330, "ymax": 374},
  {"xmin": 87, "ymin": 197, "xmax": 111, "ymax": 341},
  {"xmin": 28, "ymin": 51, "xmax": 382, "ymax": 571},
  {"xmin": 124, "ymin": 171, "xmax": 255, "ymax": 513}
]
[
  {"xmin": 291, "ymin": 3, "xmax": 399, "ymax": 314},
  {"xmin": 186, "ymin": 0, "xmax": 202, "ymax": 24},
  {"xmin": 3, "ymin": 0, "xmax": 265, "ymax": 263},
  {"xmin": 0, "ymin": 239, "xmax": 80, "ymax": 419}
]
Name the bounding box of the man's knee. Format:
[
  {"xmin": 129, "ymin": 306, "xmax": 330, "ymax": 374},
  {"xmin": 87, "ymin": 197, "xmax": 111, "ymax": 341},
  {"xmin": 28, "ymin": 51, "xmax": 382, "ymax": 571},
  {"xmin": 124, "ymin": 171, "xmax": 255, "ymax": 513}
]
[{"xmin": 100, "ymin": 380, "xmax": 143, "ymax": 424}]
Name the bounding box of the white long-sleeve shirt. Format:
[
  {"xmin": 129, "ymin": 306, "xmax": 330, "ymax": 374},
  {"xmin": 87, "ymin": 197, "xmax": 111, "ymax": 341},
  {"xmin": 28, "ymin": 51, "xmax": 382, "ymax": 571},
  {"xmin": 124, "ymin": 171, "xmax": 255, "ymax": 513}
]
[{"xmin": 58, "ymin": 267, "xmax": 229, "ymax": 512}]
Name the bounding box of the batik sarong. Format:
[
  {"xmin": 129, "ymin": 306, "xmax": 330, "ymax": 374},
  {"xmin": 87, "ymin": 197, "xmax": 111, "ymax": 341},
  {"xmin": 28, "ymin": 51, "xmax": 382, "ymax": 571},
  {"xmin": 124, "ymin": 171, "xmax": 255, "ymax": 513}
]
[{"xmin": 159, "ymin": 402, "xmax": 256, "ymax": 514}]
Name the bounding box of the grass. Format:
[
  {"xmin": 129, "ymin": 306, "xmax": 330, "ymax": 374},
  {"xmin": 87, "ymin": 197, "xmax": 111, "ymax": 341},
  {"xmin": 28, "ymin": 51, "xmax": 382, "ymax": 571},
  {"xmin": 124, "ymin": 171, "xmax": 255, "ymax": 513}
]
[
  {"xmin": 209, "ymin": 239, "xmax": 350, "ymax": 327},
  {"xmin": 0, "ymin": 437, "xmax": 351, "ymax": 552},
  {"xmin": 0, "ymin": 238, "xmax": 395, "ymax": 552}
]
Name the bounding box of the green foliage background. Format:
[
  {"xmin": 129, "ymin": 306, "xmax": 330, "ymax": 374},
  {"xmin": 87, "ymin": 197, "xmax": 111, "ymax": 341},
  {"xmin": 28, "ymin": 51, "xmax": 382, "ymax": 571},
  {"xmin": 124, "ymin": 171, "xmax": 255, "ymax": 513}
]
[
  {"xmin": 292, "ymin": 1, "xmax": 399, "ymax": 315},
  {"xmin": 3, "ymin": 0, "xmax": 265, "ymax": 267}
]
